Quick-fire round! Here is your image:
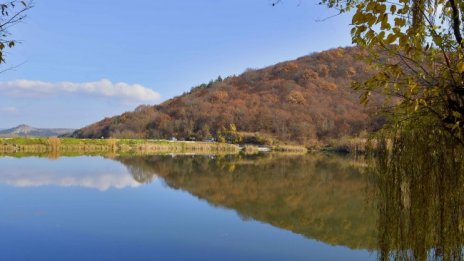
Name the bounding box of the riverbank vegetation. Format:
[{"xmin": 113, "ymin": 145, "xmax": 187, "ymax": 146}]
[
  {"xmin": 0, "ymin": 136, "xmax": 376, "ymax": 156},
  {"xmin": 0, "ymin": 137, "xmax": 240, "ymax": 154}
]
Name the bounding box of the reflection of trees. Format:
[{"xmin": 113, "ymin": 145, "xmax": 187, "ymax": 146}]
[
  {"xmin": 117, "ymin": 154, "xmax": 376, "ymax": 250},
  {"xmin": 371, "ymin": 130, "xmax": 464, "ymax": 260},
  {"xmin": 118, "ymin": 157, "xmax": 159, "ymax": 184},
  {"xmin": 46, "ymin": 151, "xmax": 60, "ymax": 160}
]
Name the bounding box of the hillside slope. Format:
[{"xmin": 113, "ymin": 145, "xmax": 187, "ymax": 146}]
[{"xmin": 74, "ymin": 47, "xmax": 382, "ymax": 144}]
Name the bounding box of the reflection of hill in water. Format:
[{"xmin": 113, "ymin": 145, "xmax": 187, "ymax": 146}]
[{"xmin": 117, "ymin": 154, "xmax": 376, "ymax": 250}]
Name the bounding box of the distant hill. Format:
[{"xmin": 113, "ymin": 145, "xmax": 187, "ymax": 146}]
[
  {"xmin": 73, "ymin": 47, "xmax": 384, "ymax": 145},
  {"xmin": 0, "ymin": 124, "xmax": 75, "ymax": 137}
]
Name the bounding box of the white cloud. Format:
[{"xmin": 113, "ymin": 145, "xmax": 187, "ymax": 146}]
[
  {"xmin": 0, "ymin": 79, "xmax": 161, "ymax": 103},
  {"xmin": 0, "ymin": 170, "xmax": 143, "ymax": 191},
  {"xmin": 0, "ymin": 157, "xmax": 151, "ymax": 191},
  {"xmin": 0, "ymin": 106, "xmax": 18, "ymax": 113}
]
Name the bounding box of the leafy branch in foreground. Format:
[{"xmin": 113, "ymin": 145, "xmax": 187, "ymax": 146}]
[
  {"xmin": 320, "ymin": 0, "xmax": 464, "ymax": 144},
  {"xmin": 0, "ymin": 1, "xmax": 32, "ymax": 67}
]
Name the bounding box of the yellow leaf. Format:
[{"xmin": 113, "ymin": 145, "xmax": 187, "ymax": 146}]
[
  {"xmin": 458, "ymin": 62, "xmax": 464, "ymax": 73},
  {"xmin": 386, "ymin": 34, "xmax": 397, "ymax": 44},
  {"xmin": 394, "ymin": 18, "xmax": 406, "ymax": 27}
]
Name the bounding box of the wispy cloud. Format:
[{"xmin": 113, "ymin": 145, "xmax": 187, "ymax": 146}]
[
  {"xmin": 0, "ymin": 79, "xmax": 161, "ymax": 103},
  {"xmin": 0, "ymin": 106, "xmax": 18, "ymax": 114},
  {"xmin": 0, "ymin": 167, "xmax": 143, "ymax": 191}
]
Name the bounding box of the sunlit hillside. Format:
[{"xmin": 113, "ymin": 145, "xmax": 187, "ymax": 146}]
[{"xmin": 74, "ymin": 47, "xmax": 383, "ymax": 145}]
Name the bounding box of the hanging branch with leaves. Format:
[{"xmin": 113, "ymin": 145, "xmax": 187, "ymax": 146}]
[
  {"xmin": 0, "ymin": 0, "xmax": 32, "ymax": 65},
  {"xmin": 313, "ymin": 0, "xmax": 464, "ymax": 144}
]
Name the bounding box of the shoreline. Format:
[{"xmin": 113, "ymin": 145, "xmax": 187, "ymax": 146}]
[
  {"xmin": 0, "ymin": 138, "xmax": 241, "ymax": 155},
  {"xmin": 0, "ymin": 137, "xmax": 369, "ymax": 155}
]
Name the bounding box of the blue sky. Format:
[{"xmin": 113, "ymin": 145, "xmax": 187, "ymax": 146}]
[{"xmin": 0, "ymin": 0, "xmax": 352, "ymax": 129}]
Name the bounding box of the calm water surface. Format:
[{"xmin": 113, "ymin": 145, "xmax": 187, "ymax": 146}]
[{"xmin": 0, "ymin": 154, "xmax": 376, "ymax": 260}]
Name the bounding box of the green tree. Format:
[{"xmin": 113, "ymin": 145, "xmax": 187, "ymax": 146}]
[{"xmin": 319, "ymin": 0, "xmax": 464, "ymax": 144}]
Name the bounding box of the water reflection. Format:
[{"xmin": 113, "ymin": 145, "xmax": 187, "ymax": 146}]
[
  {"xmin": 118, "ymin": 150, "xmax": 464, "ymax": 260},
  {"xmin": 5, "ymin": 150, "xmax": 463, "ymax": 260},
  {"xmin": 116, "ymin": 154, "xmax": 377, "ymax": 250},
  {"xmin": 0, "ymin": 153, "xmax": 375, "ymax": 261},
  {"xmin": 0, "ymin": 156, "xmax": 141, "ymax": 191}
]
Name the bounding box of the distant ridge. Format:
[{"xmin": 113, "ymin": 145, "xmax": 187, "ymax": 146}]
[{"xmin": 0, "ymin": 124, "xmax": 75, "ymax": 137}]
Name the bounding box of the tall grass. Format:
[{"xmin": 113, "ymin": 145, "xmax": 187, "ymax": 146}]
[{"xmin": 0, "ymin": 138, "xmax": 240, "ymax": 154}]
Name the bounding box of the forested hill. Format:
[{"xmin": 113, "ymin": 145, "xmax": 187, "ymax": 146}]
[{"xmin": 73, "ymin": 47, "xmax": 383, "ymax": 145}]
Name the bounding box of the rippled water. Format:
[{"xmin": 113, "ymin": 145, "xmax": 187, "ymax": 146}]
[{"xmin": 0, "ymin": 154, "xmax": 376, "ymax": 260}]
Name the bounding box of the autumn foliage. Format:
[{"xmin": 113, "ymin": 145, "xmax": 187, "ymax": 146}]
[{"xmin": 74, "ymin": 47, "xmax": 383, "ymax": 144}]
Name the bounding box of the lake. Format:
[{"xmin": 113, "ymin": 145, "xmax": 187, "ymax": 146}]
[{"xmin": 0, "ymin": 153, "xmax": 379, "ymax": 260}]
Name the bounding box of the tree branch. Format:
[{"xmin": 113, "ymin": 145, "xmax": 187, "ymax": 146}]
[{"xmin": 448, "ymin": 0, "xmax": 463, "ymax": 48}]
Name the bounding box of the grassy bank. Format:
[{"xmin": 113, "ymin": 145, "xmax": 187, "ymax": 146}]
[
  {"xmin": 0, "ymin": 137, "xmax": 370, "ymax": 156},
  {"xmin": 271, "ymin": 145, "xmax": 308, "ymax": 153},
  {"xmin": 0, "ymin": 138, "xmax": 241, "ymax": 154},
  {"xmin": 321, "ymin": 137, "xmax": 368, "ymax": 154}
]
